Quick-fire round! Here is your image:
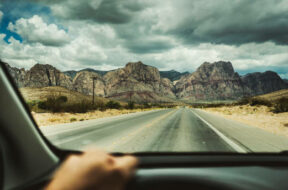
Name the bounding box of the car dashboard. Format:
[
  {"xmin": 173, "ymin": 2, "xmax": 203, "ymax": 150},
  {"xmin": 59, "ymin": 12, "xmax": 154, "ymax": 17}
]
[{"xmin": 125, "ymin": 153, "xmax": 288, "ymax": 190}]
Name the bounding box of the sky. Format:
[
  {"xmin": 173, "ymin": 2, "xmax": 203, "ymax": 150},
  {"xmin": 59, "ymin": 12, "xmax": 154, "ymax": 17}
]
[{"xmin": 0, "ymin": 0, "xmax": 288, "ymax": 78}]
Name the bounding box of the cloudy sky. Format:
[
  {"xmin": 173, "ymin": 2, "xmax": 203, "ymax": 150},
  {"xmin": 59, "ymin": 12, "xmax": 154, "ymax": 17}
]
[{"xmin": 0, "ymin": 0, "xmax": 288, "ymax": 78}]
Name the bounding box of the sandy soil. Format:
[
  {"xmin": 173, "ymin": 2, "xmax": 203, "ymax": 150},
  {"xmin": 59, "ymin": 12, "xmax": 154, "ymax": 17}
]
[
  {"xmin": 32, "ymin": 108, "xmax": 158, "ymax": 127},
  {"xmin": 204, "ymin": 105, "xmax": 288, "ymax": 137}
]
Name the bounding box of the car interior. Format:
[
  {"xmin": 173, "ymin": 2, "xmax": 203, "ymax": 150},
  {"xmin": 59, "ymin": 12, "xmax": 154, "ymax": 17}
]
[{"xmin": 2, "ymin": 61, "xmax": 288, "ymax": 190}]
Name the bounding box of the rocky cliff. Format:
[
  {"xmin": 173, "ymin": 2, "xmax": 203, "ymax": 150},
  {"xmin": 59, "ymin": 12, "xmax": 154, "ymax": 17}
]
[
  {"xmin": 23, "ymin": 63, "xmax": 73, "ymax": 90},
  {"xmin": 3, "ymin": 61, "xmax": 26, "ymax": 87},
  {"xmin": 104, "ymin": 61, "xmax": 175, "ymax": 102},
  {"xmin": 2, "ymin": 60, "xmax": 288, "ymax": 102},
  {"xmin": 73, "ymin": 71, "xmax": 106, "ymax": 97},
  {"xmin": 175, "ymin": 61, "xmax": 250, "ymax": 101},
  {"xmin": 242, "ymin": 71, "xmax": 288, "ymax": 95}
]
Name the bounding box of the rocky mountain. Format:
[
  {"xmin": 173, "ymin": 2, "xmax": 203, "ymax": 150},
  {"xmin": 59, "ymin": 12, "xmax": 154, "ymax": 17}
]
[
  {"xmin": 2, "ymin": 59, "xmax": 288, "ymax": 102},
  {"xmin": 72, "ymin": 71, "xmax": 106, "ymax": 97},
  {"xmin": 23, "ymin": 64, "xmax": 73, "ymax": 89},
  {"xmin": 3, "ymin": 62, "xmax": 26, "ymax": 87},
  {"xmin": 175, "ymin": 61, "xmax": 250, "ymax": 101},
  {"xmin": 242, "ymin": 71, "xmax": 288, "ymax": 96},
  {"xmin": 103, "ymin": 61, "xmax": 175, "ymax": 102},
  {"xmin": 159, "ymin": 70, "xmax": 189, "ymax": 81}
]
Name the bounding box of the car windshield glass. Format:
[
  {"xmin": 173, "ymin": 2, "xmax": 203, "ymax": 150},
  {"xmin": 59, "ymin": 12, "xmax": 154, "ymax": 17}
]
[{"xmin": 1, "ymin": 0, "xmax": 288, "ymax": 153}]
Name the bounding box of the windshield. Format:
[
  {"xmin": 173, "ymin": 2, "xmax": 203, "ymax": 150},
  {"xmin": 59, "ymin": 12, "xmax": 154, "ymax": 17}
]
[{"xmin": 1, "ymin": 0, "xmax": 288, "ymax": 153}]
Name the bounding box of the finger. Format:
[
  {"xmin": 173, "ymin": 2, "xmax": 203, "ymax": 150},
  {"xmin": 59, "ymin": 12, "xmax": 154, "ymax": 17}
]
[{"xmin": 114, "ymin": 156, "xmax": 138, "ymax": 178}]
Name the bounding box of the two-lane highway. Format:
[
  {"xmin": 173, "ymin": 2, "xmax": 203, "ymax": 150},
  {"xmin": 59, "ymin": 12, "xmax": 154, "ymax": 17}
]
[{"xmin": 41, "ymin": 108, "xmax": 288, "ymax": 152}]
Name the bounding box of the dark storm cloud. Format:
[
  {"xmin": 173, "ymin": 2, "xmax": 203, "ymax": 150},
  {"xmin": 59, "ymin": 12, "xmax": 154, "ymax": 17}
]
[
  {"xmin": 35, "ymin": 0, "xmax": 150, "ymax": 24},
  {"xmin": 2, "ymin": 0, "xmax": 288, "ymax": 73},
  {"xmin": 27, "ymin": 0, "xmax": 288, "ymax": 46},
  {"xmin": 168, "ymin": 0, "xmax": 288, "ymax": 45}
]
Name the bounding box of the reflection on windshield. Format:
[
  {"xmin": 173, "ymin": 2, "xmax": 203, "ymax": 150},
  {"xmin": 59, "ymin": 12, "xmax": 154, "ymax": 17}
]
[{"xmin": 1, "ymin": 0, "xmax": 288, "ymax": 153}]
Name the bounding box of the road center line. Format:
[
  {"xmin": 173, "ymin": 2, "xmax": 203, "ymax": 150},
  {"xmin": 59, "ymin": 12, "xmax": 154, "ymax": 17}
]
[{"xmin": 191, "ymin": 109, "xmax": 247, "ymax": 153}]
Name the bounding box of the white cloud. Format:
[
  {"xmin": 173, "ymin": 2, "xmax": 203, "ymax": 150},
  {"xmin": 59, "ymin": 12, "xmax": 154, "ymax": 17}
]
[
  {"xmin": 8, "ymin": 15, "xmax": 70, "ymax": 46},
  {"xmin": 2, "ymin": 3, "xmax": 288, "ymax": 76},
  {"xmin": 1, "ymin": 17, "xmax": 112, "ymax": 70}
]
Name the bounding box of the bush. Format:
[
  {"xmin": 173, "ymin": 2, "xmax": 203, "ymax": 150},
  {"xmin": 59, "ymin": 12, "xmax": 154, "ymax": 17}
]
[
  {"xmin": 249, "ymin": 98, "xmax": 272, "ymax": 107},
  {"xmin": 236, "ymin": 97, "xmax": 272, "ymax": 107},
  {"xmin": 105, "ymin": 100, "xmax": 122, "ymax": 109},
  {"xmin": 143, "ymin": 102, "xmax": 151, "ymax": 108},
  {"xmin": 37, "ymin": 95, "xmax": 92, "ymax": 113},
  {"xmin": 273, "ymin": 97, "xmax": 288, "ymax": 113},
  {"xmin": 95, "ymin": 100, "xmax": 106, "ymax": 111},
  {"xmin": 65, "ymin": 101, "xmax": 92, "ymax": 113},
  {"xmin": 26, "ymin": 100, "xmax": 39, "ymax": 110},
  {"xmin": 236, "ymin": 97, "xmax": 251, "ymax": 105},
  {"xmin": 127, "ymin": 101, "xmax": 135, "ymax": 109},
  {"xmin": 57, "ymin": 96, "xmax": 68, "ymax": 103},
  {"xmin": 70, "ymin": 117, "xmax": 77, "ymax": 122},
  {"xmin": 38, "ymin": 100, "xmax": 48, "ymax": 110}
]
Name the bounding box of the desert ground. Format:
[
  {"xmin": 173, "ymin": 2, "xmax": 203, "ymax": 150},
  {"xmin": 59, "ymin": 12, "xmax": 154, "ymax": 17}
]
[{"xmin": 204, "ymin": 105, "xmax": 288, "ymax": 137}]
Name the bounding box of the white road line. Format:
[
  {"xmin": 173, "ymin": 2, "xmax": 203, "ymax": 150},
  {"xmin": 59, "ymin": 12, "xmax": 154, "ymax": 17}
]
[{"xmin": 191, "ymin": 110, "xmax": 247, "ymax": 153}]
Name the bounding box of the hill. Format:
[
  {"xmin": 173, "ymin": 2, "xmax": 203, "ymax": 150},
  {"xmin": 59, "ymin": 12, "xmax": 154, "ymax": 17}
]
[
  {"xmin": 257, "ymin": 89, "xmax": 288, "ymax": 101},
  {"xmin": 20, "ymin": 86, "xmax": 109, "ymax": 104}
]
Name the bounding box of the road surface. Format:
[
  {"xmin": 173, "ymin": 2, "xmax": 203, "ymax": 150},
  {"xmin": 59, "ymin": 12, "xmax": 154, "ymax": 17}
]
[{"xmin": 40, "ymin": 108, "xmax": 288, "ymax": 153}]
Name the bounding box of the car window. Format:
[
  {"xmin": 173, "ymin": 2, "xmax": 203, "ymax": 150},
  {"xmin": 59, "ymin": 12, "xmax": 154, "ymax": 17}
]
[{"xmin": 1, "ymin": 0, "xmax": 288, "ymax": 153}]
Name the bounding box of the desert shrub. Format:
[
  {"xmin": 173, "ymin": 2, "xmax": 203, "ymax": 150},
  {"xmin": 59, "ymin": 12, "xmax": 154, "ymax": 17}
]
[
  {"xmin": 191, "ymin": 103, "xmax": 227, "ymax": 108},
  {"xmin": 249, "ymin": 98, "xmax": 272, "ymax": 107},
  {"xmin": 273, "ymin": 97, "xmax": 288, "ymax": 113},
  {"xmin": 236, "ymin": 97, "xmax": 251, "ymax": 105},
  {"xmin": 65, "ymin": 101, "xmax": 92, "ymax": 113},
  {"xmin": 80, "ymin": 118, "xmax": 84, "ymax": 121},
  {"xmin": 143, "ymin": 102, "xmax": 152, "ymax": 108},
  {"xmin": 38, "ymin": 101, "xmax": 47, "ymax": 109},
  {"xmin": 38, "ymin": 95, "xmax": 90, "ymax": 113},
  {"xmin": 26, "ymin": 100, "xmax": 39, "ymax": 110},
  {"xmin": 45, "ymin": 97, "xmax": 62, "ymax": 112},
  {"xmin": 127, "ymin": 101, "xmax": 135, "ymax": 109},
  {"xmin": 70, "ymin": 117, "xmax": 77, "ymax": 122},
  {"xmin": 57, "ymin": 96, "xmax": 68, "ymax": 103},
  {"xmin": 105, "ymin": 100, "xmax": 121, "ymax": 109},
  {"xmin": 94, "ymin": 100, "xmax": 106, "ymax": 111}
]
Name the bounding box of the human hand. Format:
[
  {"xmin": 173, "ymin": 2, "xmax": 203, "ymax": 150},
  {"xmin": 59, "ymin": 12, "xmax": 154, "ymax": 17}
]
[{"xmin": 45, "ymin": 149, "xmax": 138, "ymax": 190}]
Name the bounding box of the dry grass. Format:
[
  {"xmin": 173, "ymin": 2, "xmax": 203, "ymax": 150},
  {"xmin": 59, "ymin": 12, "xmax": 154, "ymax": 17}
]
[
  {"xmin": 32, "ymin": 108, "xmax": 158, "ymax": 126},
  {"xmin": 20, "ymin": 86, "xmax": 109, "ymax": 104},
  {"xmin": 257, "ymin": 89, "xmax": 288, "ymax": 101},
  {"xmin": 204, "ymin": 105, "xmax": 288, "ymax": 137}
]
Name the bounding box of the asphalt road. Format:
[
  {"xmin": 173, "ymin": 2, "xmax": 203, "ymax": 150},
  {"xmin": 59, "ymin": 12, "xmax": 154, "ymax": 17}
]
[{"xmin": 40, "ymin": 108, "xmax": 288, "ymax": 153}]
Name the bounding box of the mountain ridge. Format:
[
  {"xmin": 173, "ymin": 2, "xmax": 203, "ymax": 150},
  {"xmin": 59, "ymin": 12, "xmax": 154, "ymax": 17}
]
[{"xmin": 2, "ymin": 60, "xmax": 288, "ymax": 102}]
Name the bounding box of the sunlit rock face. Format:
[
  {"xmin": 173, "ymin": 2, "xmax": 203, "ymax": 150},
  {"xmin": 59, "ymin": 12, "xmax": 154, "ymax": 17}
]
[
  {"xmin": 23, "ymin": 63, "xmax": 73, "ymax": 90},
  {"xmin": 72, "ymin": 71, "xmax": 105, "ymax": 97},
  {"xmin": 175, "ymin": 61, "xmax": 250, "ymax": 101},
  {"xmin": 103, "ymin": 61, "xmax": 175, "ymax": 102}
]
